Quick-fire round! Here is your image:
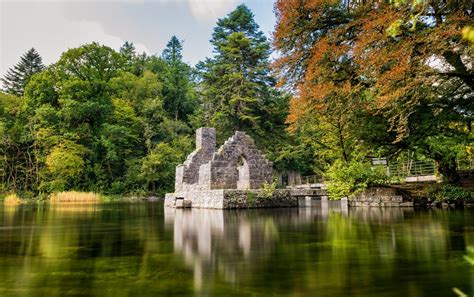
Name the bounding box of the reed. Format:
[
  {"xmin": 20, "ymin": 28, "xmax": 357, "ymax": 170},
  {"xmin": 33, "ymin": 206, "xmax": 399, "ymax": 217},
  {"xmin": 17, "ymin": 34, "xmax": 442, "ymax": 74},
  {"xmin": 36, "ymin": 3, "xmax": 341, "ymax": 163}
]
[
  {"xmin": 49, "ymin": 191, "xmax": 101, "ymax": 204},
  {"xmin": 3, "ymin": 193, "xmax": 23, "ymax": 205}
]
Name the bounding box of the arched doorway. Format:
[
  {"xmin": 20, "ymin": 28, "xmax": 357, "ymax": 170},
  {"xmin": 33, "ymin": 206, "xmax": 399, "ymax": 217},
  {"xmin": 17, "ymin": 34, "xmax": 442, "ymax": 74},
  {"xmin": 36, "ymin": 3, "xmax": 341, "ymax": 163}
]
[{"xmin": 237, "ymin": 155, "xmax": 250, "ymax": 190}]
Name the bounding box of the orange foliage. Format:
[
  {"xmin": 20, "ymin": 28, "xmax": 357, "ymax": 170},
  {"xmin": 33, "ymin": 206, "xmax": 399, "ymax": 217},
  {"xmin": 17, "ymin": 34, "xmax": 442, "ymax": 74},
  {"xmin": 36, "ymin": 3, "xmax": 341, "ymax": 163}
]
[{"xmin": 274, "ymin": 0, "xmax": 472, "ymax": 137}]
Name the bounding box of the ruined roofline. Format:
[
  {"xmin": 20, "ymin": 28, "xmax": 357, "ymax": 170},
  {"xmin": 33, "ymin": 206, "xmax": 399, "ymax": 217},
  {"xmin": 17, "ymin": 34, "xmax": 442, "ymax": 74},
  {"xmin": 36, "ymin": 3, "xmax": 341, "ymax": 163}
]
[{"xmin": 174, "ymin": 127, "xmax": 273, "ymax": 192}]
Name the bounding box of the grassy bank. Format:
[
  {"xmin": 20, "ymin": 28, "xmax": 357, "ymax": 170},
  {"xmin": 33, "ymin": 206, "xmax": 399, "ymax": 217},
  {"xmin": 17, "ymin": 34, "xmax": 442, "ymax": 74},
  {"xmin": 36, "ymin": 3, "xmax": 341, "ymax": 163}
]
[
  {"xmin": 50, "ymin": 191, "xmax": 101, "ymax": 204},
  {"xmin": 3, "ymin": 193, "xmax": 24, "ymax": 205},
  {"xmin": 1, "ymin": 191, "xmax": 159, "ymax": 204}
]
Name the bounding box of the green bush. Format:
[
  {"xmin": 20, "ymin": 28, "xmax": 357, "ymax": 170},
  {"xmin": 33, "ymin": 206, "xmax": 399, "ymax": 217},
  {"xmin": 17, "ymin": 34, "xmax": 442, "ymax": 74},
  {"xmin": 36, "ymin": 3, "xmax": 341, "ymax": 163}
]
[
  {"xmin": 431, "ymin": 185, "xmax": 474, "ymax": 204},
  {"xmin": 245, "ymin": 190, "xmax": 258, "ymax": 207},
  {"xmin": 261, "ymin": 180, "xmax": 278, "ymax": 199},
  {"xmin": 326, "ymin": 159, "xmax": 388, "ymax": 200}
]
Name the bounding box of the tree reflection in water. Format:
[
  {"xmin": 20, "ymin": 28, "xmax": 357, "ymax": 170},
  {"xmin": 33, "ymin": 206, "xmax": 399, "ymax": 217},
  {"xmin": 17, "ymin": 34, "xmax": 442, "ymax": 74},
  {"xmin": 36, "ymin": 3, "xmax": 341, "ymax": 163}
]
[
  {"xmin": 164, "ymin": 200, "xmax": 471, "ymax": 296},
  {"xmin": 0, "ymin": 201, "xmax": 472, "ymax": 296}
]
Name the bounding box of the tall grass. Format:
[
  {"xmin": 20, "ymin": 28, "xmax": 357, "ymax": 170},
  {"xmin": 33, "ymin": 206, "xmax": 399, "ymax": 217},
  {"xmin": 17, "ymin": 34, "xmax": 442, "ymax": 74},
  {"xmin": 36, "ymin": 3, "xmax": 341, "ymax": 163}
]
[
  {"xmin": 50, "ymin": 191, "xmax": 101, "ymax": 204},
  {"xmin": 3, "ymin": 193, "xmax": 23, "ymax": 205}
]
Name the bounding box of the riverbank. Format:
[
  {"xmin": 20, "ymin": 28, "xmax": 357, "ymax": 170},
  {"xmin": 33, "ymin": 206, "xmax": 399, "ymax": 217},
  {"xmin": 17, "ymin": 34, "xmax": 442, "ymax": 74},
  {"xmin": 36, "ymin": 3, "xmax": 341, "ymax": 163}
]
[
  {"xmin": 3, "ymin": 174, "xmax": 474, "ymax": 209},
  {"xmin": 390, "ymin": 172, "xmax": 474, "ymax": 208},
  {"xmin": 0, "ymin": 191, "xmax": 163, "ymax": 204}
]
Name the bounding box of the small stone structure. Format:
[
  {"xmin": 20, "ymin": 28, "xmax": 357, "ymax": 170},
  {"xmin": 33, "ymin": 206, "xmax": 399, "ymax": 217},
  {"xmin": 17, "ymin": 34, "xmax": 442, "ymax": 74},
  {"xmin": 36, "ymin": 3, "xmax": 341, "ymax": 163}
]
[
  {"xmin": 165, "ymin": 128, "xmax": 296, "ymax": 209},
  {"xmin": 348, "ymin": 187, "xmax": 413, "ymax": 207}
]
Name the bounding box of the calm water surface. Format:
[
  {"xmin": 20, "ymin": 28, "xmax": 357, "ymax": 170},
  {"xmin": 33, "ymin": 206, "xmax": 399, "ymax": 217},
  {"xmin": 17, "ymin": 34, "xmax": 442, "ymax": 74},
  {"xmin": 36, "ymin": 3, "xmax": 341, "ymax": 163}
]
[{"xmin": 0, "ymin": 201, "xmax": 473, "ymax": 297}]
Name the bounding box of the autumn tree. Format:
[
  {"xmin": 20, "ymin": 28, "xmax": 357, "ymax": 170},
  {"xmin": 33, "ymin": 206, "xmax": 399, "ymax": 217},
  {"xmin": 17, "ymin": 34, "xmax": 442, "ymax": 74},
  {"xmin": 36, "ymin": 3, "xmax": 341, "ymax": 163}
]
[{"xmin": 274, "ymin": 0, "xmax": 473, "ymax": 183}]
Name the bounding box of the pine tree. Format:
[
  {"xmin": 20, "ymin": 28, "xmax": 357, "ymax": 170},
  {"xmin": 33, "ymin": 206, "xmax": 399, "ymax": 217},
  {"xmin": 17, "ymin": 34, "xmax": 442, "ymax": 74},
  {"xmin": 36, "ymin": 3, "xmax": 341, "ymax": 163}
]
[
  {"xmin": 197, "ymin": 4, "xmax": 286, "ymax": 139},
  {"xmin": 120, "ymin": 41, "xmax": 136, "ymax": 60},
  {"xmin": 161, "ymin": 36, "xmax": 195, "ymax": 120},
  {"xmin": 162, "ymin": 36, "xmax": 183, "ymax": 62},
  {"xmin": 119, "ymin": 41, "xmax": 147, "ymax": 76},
  {"xmin": 2, "ymin": 48, "xmax": 45, "ymax": 96}
]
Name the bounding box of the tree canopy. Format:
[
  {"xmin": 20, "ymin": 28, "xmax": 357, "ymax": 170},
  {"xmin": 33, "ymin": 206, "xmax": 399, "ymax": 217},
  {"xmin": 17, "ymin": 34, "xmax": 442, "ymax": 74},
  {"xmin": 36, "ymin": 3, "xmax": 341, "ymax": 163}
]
[
  {"xmin": 195, "ymin": 5, "xmax": 296, "ymax": 172},
  {"xmin": 273, "ymin": 0, "xmax": 473, "ymax": 182},
  {"xmin": 1, "ymin": 2, "xmax": 472, "ymax": 198}
]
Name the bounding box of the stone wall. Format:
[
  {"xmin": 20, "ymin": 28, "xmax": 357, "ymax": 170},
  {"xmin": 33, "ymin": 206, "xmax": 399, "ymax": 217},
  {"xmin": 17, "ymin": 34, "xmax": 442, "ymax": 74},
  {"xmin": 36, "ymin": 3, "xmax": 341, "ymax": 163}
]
[
  {"xmin": 348, "ymin": 187, "xmax": 413, "ymax": 207},
  {"xmin": 203, "ymin": 131, "xmax": 273, "ymax": 190},
  {"xmin": 175, "ymin": 128, "xmax": 273, "ymax": 192},
  {"xmin": 223, "ymin": 189, "xmax": 296, "ymax": 209},
  {"xmin": 165, "ymin": 189, "xmax": 297, "ymax": 209},
  {"xmin": 169, "ymin": 128, "xmax": 278, "ymax": 209},
  {"xmin": 175, "ymin": 128, "xmax": 216, "ymax": 192}
]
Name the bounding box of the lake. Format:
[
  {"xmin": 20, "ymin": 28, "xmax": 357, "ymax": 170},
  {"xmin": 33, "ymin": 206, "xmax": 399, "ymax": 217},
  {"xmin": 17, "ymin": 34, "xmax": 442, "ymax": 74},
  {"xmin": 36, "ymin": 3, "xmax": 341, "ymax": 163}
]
[{"xmin": 0, "ymin": 200, "xmax": 472, "ymax": 296}]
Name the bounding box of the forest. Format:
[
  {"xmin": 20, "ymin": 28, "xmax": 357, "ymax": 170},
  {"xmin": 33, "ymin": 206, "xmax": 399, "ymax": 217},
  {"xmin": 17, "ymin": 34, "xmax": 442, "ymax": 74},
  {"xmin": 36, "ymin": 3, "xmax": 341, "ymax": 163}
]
[{"xmin": 1, "ymin": 1, "xmax": 473, "ymax": 199}]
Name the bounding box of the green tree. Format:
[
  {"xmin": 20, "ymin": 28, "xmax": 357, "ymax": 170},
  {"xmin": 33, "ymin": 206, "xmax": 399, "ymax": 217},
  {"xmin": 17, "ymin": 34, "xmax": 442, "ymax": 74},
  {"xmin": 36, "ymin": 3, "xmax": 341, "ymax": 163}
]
[
  {"xmin": 273, "ymin": 0, "xmax": 473, "ymax": 183},
  {"xmin": 161, "ymin": 36, "xmax": 196, "ymax": 121},
  {"xmin": 197, "ymin": 5, "xmax": 289, "ymax": 152},
  {"xmin": 139, "ymin": 140, "xmax": 190, "ymax": 194},
  {"xmin": 23, "ymin": 43, "xmax": 127, "ymax": 192},
  {"xmin": 2, "ymin": 48, "xmax": 45, "ymax": 96},
  {"xmin": 120, "ymin": 41, "xmax": 148, "ymax": 76},
  {"xmin": 45, "ymin": 141, "xmax": 88, "ymax": 191},
  {"xmin": 1, "ymin": 41, "xmax": 201, "ymax": 197},
  {"xmin": 120, "ymin": 41, "xmax": 136, "ymax": 60},
  {"xmin": 0, "ymin": 92, "xmax": 28, "ymax": 193}
]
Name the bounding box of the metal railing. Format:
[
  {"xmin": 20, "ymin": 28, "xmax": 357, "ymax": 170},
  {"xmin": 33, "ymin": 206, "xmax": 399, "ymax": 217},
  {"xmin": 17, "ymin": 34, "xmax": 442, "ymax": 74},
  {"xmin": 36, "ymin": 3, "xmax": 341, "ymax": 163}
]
[
  {"xmin": 387, "ymin": 160, "xmax": 437, "ymax": 177},
  {"xmin": 387, "ymin": 158, "xmax": 474, "ymax": 178},
  {"xmin": 283, "ymin": 175, "xmax": 323, "ymax": 187},
  {"xmin": 292, "ymin": 158, "xmax": 474, "ymax": 186},
  {"xmin": 301, "ymin": 175, "xmax": 323, "ymax": 185}
]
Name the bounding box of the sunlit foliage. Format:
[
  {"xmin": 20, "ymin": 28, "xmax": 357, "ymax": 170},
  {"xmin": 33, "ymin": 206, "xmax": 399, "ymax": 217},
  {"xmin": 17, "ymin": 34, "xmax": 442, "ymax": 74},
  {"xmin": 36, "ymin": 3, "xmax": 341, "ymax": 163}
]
[{"xmin": 274, "ymin": 0, "xmax": 473, "ymax": 183}]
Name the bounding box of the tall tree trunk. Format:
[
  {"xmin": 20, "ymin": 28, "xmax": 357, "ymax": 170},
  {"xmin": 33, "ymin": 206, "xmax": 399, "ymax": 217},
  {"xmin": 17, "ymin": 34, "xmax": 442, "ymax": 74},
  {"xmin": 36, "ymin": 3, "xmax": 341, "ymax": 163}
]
[
  {"xmin": 435, "ymin": 155, "xmax": 460, "ymax": 184},
  {"xmin": 337, "ymin": 120, "xmax": 349, "ymax": 162}
]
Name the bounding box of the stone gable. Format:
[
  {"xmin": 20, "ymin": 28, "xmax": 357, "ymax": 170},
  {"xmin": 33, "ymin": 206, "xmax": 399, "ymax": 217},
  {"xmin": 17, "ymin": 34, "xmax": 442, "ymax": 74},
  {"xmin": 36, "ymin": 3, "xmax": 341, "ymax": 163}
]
[{"xmin": 175, "ymin": 128, "xmax": 273, "ymax": 192}]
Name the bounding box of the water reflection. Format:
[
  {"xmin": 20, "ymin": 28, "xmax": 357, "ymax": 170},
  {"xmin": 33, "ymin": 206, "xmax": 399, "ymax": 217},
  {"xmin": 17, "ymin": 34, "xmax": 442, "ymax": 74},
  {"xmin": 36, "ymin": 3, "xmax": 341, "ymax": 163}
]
[
  {"xmin": 0, "ymin": 202, "xmax": 195, "ymax": 297},
  {"xmin": 0, "ymin": 201, "xmax": 473, "ymax": 296},
  {"xmin": 165, "ymin": 201, "xmax": 472, "ymax": 296}
]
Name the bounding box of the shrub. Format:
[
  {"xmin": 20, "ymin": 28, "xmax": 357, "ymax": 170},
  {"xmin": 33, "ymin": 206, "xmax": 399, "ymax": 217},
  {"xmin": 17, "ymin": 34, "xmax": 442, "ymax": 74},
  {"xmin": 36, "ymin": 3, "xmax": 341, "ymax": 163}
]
[
  {"xmin": 261, "ymin": 180, "xmax": 278, "ymax": 199},
  {"xmin": 326, "ymin": 159, "xmax": 388, "ymax": 200},
  {"xmin": 3, "ymin": 193, "xmax": 23, "ymax": 205},
  {"xmin": 431, "ymin": 185, "xmax": 474, "ymax": 204},
  {"xmin": 245, "ymin": 190, "xmax": 258, "ymax": 207}
]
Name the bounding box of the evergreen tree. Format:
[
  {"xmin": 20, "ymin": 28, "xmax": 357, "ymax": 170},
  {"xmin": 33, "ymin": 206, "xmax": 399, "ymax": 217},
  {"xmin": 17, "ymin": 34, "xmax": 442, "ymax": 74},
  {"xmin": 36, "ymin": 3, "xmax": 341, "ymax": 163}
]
[
  {"xmin": 161, "ymin": 36, "xmax": 195, "ymax": 121},
  {"xmin": 2, "ymin": 48, "xmax": 45, "ymax": 96},
  {"xmin": 197, "ymin": 4, "xmax": 287, "ymax": 141},
  {"xmin": 119, "ymin": 41, "xmax": 147, "ymax": 76},
  {"xmin": 162, "ymin": 36, "xmax": 183, "ymax": 62},
  {"xmin": 120, "ymin": 41, "xmax": 136, "ymax": 60}
]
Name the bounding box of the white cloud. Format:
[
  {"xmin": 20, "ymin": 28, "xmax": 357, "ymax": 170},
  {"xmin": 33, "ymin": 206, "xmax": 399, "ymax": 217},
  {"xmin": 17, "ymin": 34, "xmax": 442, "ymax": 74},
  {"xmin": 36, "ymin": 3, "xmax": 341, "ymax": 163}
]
[
  {"xmin": 0, "ymin": 2, "xmax": 149, "ymax": 74},
  {"xmin": 187, "ymin": 0, "xmax": 239, "ymax": 22},
  {"xmin": 1, "ymin": 0, "xmax": 256, "ymax": 76},
  {"xmin": 64, "ymin": 19, "xmax": 150, "ymax": 55}
]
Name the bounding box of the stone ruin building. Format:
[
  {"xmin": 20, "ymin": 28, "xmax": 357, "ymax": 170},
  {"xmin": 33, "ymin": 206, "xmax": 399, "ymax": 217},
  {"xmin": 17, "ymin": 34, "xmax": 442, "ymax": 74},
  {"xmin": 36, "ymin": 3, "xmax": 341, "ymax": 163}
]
[
  {"xmin": 165, "ymin": 127, "xmax": 295, "ymax": 209},
  {"xmin": 176, "ymin": 127, "xmax": 273, "ymax": 192}
]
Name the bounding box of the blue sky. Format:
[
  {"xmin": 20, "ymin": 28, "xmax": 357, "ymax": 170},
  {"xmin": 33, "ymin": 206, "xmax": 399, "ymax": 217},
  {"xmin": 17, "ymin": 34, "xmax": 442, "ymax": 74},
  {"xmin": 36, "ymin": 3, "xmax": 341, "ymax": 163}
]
[{"xmin": 0, "ymin": 0, "xmax": 276, "ymax": 76}]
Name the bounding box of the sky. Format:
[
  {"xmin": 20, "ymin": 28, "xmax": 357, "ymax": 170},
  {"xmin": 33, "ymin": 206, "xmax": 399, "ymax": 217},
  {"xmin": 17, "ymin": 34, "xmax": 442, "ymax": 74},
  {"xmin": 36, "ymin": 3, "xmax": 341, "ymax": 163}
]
[{"xmin": 0, "ymin": 0, "xmax": 276, "ymax": 76}]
